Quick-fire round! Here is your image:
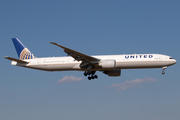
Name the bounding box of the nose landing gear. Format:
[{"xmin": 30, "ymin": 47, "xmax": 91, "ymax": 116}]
[{"xmin": 162, "ymin": 66, "xmax": 167, "ymax": 75}]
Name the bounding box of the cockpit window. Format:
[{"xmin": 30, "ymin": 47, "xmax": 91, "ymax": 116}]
[{"xmin": 169, "ymin": 57, "xmax": 173, "ymax": 59}]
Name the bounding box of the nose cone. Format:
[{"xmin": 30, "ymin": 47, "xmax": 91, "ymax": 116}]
[{"xmin": 171, "ymin": 59, "xmax": 177, "ymax": 65}]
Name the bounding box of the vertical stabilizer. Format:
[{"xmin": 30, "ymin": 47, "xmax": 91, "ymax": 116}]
[{"xmin": 12, "ymin": 38, "xmax": 35, "ymax": 60}]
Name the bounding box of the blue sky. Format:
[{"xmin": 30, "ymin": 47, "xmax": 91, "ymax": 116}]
[{"xmin": 0, "ymin": 0, "xmax": 180, "ymax": 120}]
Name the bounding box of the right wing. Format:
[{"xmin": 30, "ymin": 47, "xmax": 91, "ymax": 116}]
[
  {"xmin": 49, "ymin": 42, "xmax": 100, "ymax": 69},
  {"xmin": 49, "ymin": 42, "xmax": 100, "ymax": 62},
  {"xmin": 4, "ymin": 56, "xmax": 29, "ymax": 64}
]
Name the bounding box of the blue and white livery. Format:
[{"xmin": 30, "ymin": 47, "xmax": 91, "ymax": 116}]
[
  {"xmin": 12, "ymin": 38, "xmax": 35, "ymax": 60},
  {"xmin": 5, "ymin": 38, "xmax": 177, "ymax": 80}
]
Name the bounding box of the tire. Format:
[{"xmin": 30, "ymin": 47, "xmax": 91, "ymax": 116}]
[{"xmin": 88, "ymin": 77, "xmax": 91, "ymax": 80}]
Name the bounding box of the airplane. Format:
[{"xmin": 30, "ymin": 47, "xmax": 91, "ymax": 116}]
[{"xmin": 4, "ymin": 38, "xmax": 177, "ymax": 80}]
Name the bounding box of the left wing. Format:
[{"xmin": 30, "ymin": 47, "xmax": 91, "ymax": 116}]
[{"xmin": 49, "ymin": 42, "xmax": 100, "ymax": 62}]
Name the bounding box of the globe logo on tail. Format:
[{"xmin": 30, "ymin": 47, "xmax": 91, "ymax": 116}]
[{"xmin": 20, "ymin": 48, "xmax": 35, "ymax": 60}]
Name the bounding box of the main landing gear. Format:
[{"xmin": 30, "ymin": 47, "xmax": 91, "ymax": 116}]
[
  {"xmin": 84, "ymin": 71, "xmax": 98, "ymax": 80},
  {"xmin": 162, "ymin": 66, "xmax": 167, "ymax": 75}
]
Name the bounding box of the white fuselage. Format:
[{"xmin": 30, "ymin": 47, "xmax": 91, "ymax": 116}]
[{"xmin": 11, "ymin": 54, "xmax": 177, "ymax": 72}]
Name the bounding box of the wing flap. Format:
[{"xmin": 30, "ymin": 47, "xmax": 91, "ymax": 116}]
[{"xmin": 4, "ymin": 57, "xmax": 29, "ymax": 64}]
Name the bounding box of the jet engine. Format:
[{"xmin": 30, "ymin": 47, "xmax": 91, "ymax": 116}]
[
  {"xmin": 99, "ymin": 59, "xmax": 116, "ymax": 69},
  {"xmin": 103, "ymin": 69, "xmax": 121, "ymax": 76}
]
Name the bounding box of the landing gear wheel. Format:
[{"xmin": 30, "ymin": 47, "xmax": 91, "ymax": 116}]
[
  {"xmin": 88, "ymin": 76, "xmax": 91, "ymax": 80},
  {"xmin": 94, "ymin": 75, "xmax": 98, "ymax": 79},
  {"xmin": 84, "ymin": 70, "xmax": 98, "ymax": 80},
  {"xmin": 162, "ymin": 71, "xmax": 165, "ymax": 75}
]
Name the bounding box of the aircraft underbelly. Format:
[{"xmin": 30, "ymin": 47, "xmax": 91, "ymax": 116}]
[{"xmin": 116, "ymin": 61, "xmax": 171, "ymax": 69}]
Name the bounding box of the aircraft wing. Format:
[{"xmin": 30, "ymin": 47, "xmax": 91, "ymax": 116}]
[
  {"xmin": 4, "ymin": 56, "xmax": 29, "ymax": 64},
  {"xmin": 49, "ymin": 42, "xmax": 100, "ymax": 62}
]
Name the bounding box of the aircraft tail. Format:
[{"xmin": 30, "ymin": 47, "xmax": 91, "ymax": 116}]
[{"xmin": 12, "ymin": 38, "xmax": 35, "ymax": 60}]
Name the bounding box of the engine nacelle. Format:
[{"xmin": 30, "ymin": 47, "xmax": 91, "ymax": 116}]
[
  {"xmin": 99, "ymin": 59, "xmax": 116, "ymax": 69},
  {"xmin": 103, "ymin": 69, "xmax": 121, "ymax": 76}
]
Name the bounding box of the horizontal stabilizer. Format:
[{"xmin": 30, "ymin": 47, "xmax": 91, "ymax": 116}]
[{"xmin": 4, "ymin": 57, "xmax": 29, "ymax": 64}]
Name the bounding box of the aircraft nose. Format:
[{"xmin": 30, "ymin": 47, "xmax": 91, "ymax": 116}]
[
  {"xmin": 172, "ymin": 59, "xmax": 177, "ymax": 65},
  {"xmin": 169, "ymin": 58, "xmax": 177, "ymax": 66}
]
